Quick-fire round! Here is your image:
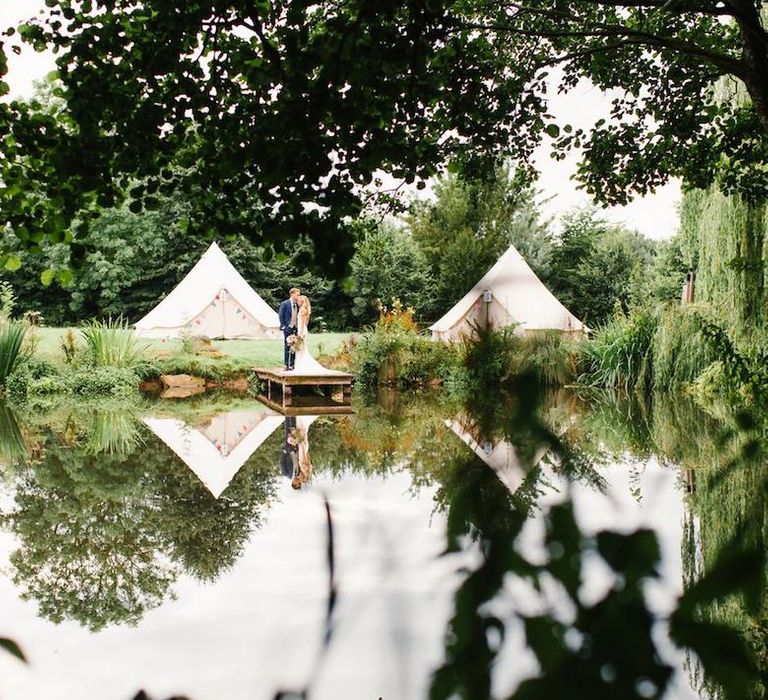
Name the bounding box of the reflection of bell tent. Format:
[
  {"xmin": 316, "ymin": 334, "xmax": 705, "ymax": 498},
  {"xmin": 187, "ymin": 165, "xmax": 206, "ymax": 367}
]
[
  {"xmin": 144, "ymin": 410, "xmax": 284, "ymax": 498},
  {"xmin": 134, "ymin": 242, "xmax": 280, "ymax": 339},
  {"xmin": 446, "ymin": 419, "xmax": 548, "ymax": 494},
  {"xmin": 429, "ymin": 244, "xmax": 586, "ymax": 341}
]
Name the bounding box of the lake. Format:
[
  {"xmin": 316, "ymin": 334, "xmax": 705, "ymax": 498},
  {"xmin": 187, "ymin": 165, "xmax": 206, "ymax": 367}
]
[{"xmin": 0, "ymin": 386, "xmax": 761, "ymax": 699}]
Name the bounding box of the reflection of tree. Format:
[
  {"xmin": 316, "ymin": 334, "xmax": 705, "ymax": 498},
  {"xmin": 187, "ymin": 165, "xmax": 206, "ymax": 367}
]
[
  {"xmin": 1, "ymin": 421, "xmax": 277, "ymax": 630},
  {"xmin": 147, "ymin": 445, "xmax": 276, "ymax": 583},
  {"xmin": 430, "ymin": 375, "xmax": 762, "ymax": 700},
  {"xmin": 577, "ymin": 388, "xmax": 768, "ymax": 699},
  {"xmin": 4, "ymin": 440, "xmax": 177, "ymax": 631}
]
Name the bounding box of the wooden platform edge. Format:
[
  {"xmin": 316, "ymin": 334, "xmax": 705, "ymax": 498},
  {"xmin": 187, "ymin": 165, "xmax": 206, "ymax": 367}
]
[
  {"xmin": 252, "ymin": 367, "xmax": 353, "ymax": 386},
  {"xmin": 256, "ymin": 393, "xmax": 355, "ymax": 416}
]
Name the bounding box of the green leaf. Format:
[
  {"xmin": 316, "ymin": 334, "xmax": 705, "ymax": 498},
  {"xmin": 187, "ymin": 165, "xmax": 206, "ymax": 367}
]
[
  {"xmin": 56, "ymin": 269, "xmax": 74, "ymax": 287},
  {"xmin": 4, "ymin": 255, "xmax": 21, "ymax": 272},
  {"xmin": 545, "ymin": 124, "xmax": 560, "ymax": 138},
  {"xmin": 40, "ymin": 269, "xmax": 55, "ymax": 286},
  {"xmin": 0, "ymin": 638, "xmax": 27, "ymax": 663},
  {"xmin": 597, "ymin": 529, "xmax": 660, "ymax": 581}
]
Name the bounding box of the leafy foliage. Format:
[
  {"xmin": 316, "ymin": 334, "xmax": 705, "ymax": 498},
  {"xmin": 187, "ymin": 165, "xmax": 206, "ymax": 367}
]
[
  {"xmin": 349, "ymin": 220, "xmax": 438, "ymax": 323},
  {"xmin": 0, "ymin": 321, "xmax": 28, "ymax": 386},
  {"xmin": 5, "ymin": 1, "xmax": 765, "ymax": 267}
]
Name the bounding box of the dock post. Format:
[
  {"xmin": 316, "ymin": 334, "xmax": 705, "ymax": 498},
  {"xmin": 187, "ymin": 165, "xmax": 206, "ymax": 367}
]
[
  {"xmin": 283, "ymin": 385, "xmax": 293, "ymax": 408},
  {"xmin": 342, "ymin": 384, "xmax": 352, "ymax": 405}
]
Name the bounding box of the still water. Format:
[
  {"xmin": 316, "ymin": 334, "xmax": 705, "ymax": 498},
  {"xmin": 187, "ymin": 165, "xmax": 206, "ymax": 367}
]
[{"xmin": 0, "ymin": 388, "xmax": 756, "ymax": 699}]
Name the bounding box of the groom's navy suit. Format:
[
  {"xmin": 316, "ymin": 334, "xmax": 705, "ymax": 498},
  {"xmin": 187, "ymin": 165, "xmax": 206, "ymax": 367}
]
[
  {"xmin": 279, "ymin": 417, "xmax": 299, "ymax": 478},
  {"xmin": 278, "ymin": 298, "xmax": 298, "ymax": 369}
]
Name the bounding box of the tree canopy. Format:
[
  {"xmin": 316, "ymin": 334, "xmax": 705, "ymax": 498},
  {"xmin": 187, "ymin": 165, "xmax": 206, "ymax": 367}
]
[
  {"xmin": 408, "ymin": 166, "xmax": 551, "ymax": 314},
  {"xmin": 2, "ymin": 1, "xmax": 766, "ymax": 272}
]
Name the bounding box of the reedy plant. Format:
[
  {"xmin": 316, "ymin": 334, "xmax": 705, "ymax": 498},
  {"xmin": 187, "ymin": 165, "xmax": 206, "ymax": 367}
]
[
  {"xmin": 0, "ymin": 321, "xmax": 29, "ymax": 386},
  {"xmin": 80, "ymin": 317, "xmax": 150, "ymax": 368},
  {"xmin": 578, "ymin": 309, "xmax": 657, "ymax": 391}
]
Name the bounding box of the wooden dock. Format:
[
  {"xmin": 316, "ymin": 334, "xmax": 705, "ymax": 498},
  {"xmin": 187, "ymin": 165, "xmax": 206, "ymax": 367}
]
[{"xmin": 252, "ymin": 367, "xmax": 354, "ymax": 414}]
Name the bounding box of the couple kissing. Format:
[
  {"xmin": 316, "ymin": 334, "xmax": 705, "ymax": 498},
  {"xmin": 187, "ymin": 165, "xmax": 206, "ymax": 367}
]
[{"xmin": 278, "ymin": 287, "xmax": 313, "ymax": 372}]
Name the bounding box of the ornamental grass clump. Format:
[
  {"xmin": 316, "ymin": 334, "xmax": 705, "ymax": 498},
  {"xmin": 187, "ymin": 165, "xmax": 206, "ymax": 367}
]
[
  {"xmin": 515, "ymin": 331, "xmax": 579, "ymax": 387},
  {"xmin": 0, "ymin": 321, "xmax": 29, "ymax": 387},
  {"xmin": 578, "ymin": 309, "xmax": 657, "ymax": 391},
  {"xmin": 80, "ymin": 317, "xmax": 150, "ymax": 368}
]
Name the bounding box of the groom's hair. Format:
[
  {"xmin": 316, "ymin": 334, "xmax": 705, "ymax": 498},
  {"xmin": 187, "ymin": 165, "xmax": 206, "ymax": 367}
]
[{"xmin": 289, "ymin": 287, "xmax": 300, "ymax": 295}]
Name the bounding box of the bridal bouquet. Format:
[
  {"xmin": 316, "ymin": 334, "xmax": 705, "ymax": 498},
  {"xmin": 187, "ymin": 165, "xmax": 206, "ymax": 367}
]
[{"xmin": 286, "ymin": 334, "xmax": 304, "ymax": 352}]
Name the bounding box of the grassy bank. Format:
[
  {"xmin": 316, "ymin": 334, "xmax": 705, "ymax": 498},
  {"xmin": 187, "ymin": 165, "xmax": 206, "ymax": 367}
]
[
  {"xmin": 33, "ymin": 327, "xmax": 351, "ymax": 370},
  {"xmin": 349, "ymin": 301, "xmax": 768, "ymax": 413},
  {"xmin": 578, "ymin": 304, "xmax": 768, "ymax": 406},
  {"xmin": 4, "ymin": 326, "xmax": 352, "ymax": 405}
]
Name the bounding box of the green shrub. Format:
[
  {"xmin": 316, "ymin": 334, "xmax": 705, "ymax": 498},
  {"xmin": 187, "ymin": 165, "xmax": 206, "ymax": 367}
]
[
  {"xmin": 19, "ymin": 356, "xmax": 59, "ymax": 380},
  {"xmin": 70, "ymin": 367, "xmax": 140, "ymax": 398},
  {"xmin": 351, "ymin": 325, "xmax": 459, "ymax": 388},
  {"xmin": 0, "ymin": 321, "xmax": 28, "ymax": 386},
  {"xmin": 4, "ymin": 357, "xmax": 63, "ymax": 402},
  {"xmin": 5, "ymin": 362, "xmax": 139, "ymax": 402},
  {"xmin": 578, "ymin": 309, "xmax": 657, "ymax": 390},
  {"xmin": 80, "ymin": 317, "xmax": 149, "ymax": 368}
]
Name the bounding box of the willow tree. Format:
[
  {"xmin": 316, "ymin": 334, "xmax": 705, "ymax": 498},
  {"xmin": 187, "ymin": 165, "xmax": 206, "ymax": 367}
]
[{"xmin": 0, "ymin": 1, "xmax": 766, "ymax": 273}]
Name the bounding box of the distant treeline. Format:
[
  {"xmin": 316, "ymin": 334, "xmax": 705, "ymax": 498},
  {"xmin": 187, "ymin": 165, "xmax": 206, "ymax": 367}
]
[{"xmin": 2, "ymin": 166, "xmax": 684, "ymax": 331}]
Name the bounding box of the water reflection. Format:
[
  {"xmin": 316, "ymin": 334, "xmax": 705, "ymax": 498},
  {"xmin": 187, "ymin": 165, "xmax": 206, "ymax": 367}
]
[
  {"xmin": 144, "ymin": 408, "xmax": 283, "ymax": 498},
  {"xmin": 280, "ymin": 416, "xmax": 317, "ymax": 489},
  {"xmin": 446, "ymin": 416, "xmax": 549, "ymax": 494},
  {"xmin": 0, "ymin": 385, "xmax": 765, "ymax": 699}
]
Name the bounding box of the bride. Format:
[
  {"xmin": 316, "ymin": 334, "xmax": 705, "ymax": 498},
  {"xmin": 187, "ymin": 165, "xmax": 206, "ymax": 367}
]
[{"xmin": 293, "ymin": 295, "xmax": 332, "ymax": 373}]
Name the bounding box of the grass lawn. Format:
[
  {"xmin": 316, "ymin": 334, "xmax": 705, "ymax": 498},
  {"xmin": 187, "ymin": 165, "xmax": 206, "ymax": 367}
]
[{"xmin": 33, "ymin": 327, "xmax": 353, "ymax": 369}]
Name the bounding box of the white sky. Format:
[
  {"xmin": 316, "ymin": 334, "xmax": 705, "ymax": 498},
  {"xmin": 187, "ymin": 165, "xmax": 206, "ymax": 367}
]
[{"xmin": 1, "ymin": 2, "xmax": 680, "ymax": 241}]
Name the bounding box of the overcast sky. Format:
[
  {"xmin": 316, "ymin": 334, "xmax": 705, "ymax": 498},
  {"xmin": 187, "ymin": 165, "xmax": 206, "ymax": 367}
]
[{"xmin": 1, "ymin": 2, "xmax": 680, "ymax": 241}]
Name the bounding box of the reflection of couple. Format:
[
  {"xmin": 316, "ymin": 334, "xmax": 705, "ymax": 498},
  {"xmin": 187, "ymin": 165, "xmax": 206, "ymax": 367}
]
[
  {"xmin": 279, "ymin": 287, "xmax": 325, "ymax": 373},
  {"xmin": 280, "ymin": 417, "xmax": 312, "ymax": 490}
]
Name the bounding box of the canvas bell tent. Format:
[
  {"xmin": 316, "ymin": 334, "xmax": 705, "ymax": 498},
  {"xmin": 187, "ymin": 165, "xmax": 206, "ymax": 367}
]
[
  {"xmin": 134, "ymin": 242, "xmax": 280, "ymax": 339},
  {"xmin": 429, "ymin": 244, "xmax": 586, "ymax": 341}
]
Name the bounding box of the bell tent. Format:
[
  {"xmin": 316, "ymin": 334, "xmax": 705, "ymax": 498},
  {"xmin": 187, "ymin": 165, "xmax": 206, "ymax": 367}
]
[
  {"xmin": 429, "ymin": 244, "xmax": 586, "ymax": 341},
  {"xmin": 134, "ymin": 242, "xmax": 280, "ymax": 339}
]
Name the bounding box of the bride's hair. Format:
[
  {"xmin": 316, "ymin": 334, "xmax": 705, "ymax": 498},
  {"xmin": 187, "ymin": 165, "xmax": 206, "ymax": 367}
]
[{"xmin": 299, "ymin": 295, "xmax": 311, "ymax": 315}]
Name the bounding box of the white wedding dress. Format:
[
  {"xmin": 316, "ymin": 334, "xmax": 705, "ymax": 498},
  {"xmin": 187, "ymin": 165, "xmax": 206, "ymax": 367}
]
[{"xmin": 294, "ymin": 313, "xmax": 335, "ymax": 374}]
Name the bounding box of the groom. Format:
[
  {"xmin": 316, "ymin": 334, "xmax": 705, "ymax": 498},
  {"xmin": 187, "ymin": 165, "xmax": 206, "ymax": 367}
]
[{"xmin": 278, "ymin": 287, "xmax": 301, "ymax": 371}]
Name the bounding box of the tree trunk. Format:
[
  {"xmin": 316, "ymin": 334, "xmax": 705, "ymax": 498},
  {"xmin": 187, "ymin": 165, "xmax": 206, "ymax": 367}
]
[{"xmin": 733, "ymin": 0, "xmax": 768, "ymax": 131}]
